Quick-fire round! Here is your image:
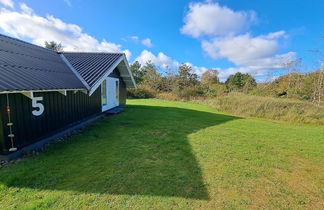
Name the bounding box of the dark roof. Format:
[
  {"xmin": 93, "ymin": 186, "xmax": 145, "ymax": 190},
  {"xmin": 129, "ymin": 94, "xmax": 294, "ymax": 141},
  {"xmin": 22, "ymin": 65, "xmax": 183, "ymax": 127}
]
[
  {"xmin": 0, "ymin": 34, "xmax": 86, "ymax": 92},
  {"xmin": 0, "ymin": 34, "xmax": 136, "ymax": 93},
  {"xmin": 62, "ymin": 52, "xmax": 124, "ymax": 88}
]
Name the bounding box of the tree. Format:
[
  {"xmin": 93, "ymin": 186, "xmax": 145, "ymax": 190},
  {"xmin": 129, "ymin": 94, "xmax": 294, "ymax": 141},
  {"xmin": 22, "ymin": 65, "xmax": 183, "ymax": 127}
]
[
  {"xmin": 162, "ymin": 71, "xmax": 178, "ymax": 92},
  {"xmin": 225, "ymin": 72, "xmax": 256, "ymax": 91},
  {"xmin": 130, "ymin": 61, "xmax": 143, "ymax": 84},
  {"xmin": 141, "ymin": 61, "xmax": 163, "ymax": 91},
  {"xmin": 44, "ymin": 41, "xmax": 63, "ymax": 52},
  {"xmin": 271, "ymin": 71, "xmax": 315, "ymax": 99},
  {"xmin": 176, "ymin": 64, "xmax": 198, "ymax": 90},
  {"xmin": 313, "ymin": 68, "xmax": 324, "ymax": 105},
  {"xmin": 243, "ymin": 76, "xmax": 258, "ymax": 92},
  {"xmin": 282, "ymin": 57, "xmax": 302, "ymax": 96},
  {"xmin": 201, "ymin": 69, "xmax": 219, "ymax": 85}
]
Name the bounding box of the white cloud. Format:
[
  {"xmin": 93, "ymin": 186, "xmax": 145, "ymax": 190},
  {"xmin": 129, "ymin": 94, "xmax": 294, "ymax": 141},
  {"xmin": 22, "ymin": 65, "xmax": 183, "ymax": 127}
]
[
  {"xmin": 263, "ymin": 30, "xmax": 286, "ymax": 39},
  {"xmin": 129, "ymin": 36, "xmax": 139, "ymax": 41},
  {"xmin": 141, "ymin": 38, "xmax": 153, "ymax": 48},
  {"xmin": 201, "ymin": 31, "xmax": 296, "ymax": 81},
  {"xmin": 202, "ymin": 32, "xmax": 289, "ymax": 66},
  {"xmin": 184, "ymin": 62, "xmax": 208, "ymax": 75},
  {"xmin": 181, "ymin": 1, "xmax": 256, "ymax": 38},
  {"xmin": 0, "ymin": 0, "xmax": 14, "ymax": 8},
  {"xmin": 180, "ymin": 1, "xmax": 297, "ymax": 81},
  {"xmin": 126, "ymin": 36, "xmax": 153, "ymax": 48},
  {"xmin": 134, "ymin": 50, "xmax": 207, "ymax": 75},
  {"xmin": 135, "ymin": 50, "xmax": 179, "ymax": 69},
  {"xmin": 217, "ymin": 66, "xmax": 270, "ymax": 81},
  {"xmin": 64, "ymin": 0, "xmax": 72, "ymax": 7},
  {"xmin": 19, "ymin": 3, "xmax": 33, "ymax": 15},
  {"xmin": 0, "ymin": 3, "xmax": 131, "ymax": 58},
  {"xmin": 216, "ymin": 51, "xmax": 296, "ymax": 81}
]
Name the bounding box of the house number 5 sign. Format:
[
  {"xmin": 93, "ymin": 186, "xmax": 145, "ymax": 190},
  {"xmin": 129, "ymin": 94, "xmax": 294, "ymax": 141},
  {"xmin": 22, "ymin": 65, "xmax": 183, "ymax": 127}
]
[{"xmin": 31, "ymin": 93, "xmax": 44, "ymax": 116}]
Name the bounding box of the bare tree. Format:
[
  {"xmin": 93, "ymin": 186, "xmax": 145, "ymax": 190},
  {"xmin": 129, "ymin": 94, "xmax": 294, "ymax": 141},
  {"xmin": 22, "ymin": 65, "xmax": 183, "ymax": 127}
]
[
  {"xmin": 313, "ymin": 58, "xmax": 324, "ymax": 105},
  {"xmin": 201, "ymin": 69, "xmax": 219, "ymax": 85},
  {"xmin": 309, "ymin": 37, "xmax": 324, "ymax": 105},
  {"xmin": 282, "ymin": 57, "xmax": 302, "ymax": 97}
]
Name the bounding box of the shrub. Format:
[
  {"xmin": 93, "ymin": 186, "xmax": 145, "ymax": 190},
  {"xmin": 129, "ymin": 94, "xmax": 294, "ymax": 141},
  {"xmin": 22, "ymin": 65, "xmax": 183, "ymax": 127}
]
[
  {"xmin": 225, "ymin": 72, "xmax": 257, "ymax": 91},
  {"xmin": 175, "ymin": 86, "xmax": 205, "ymax": 100},
  {"xmin": 156, "ymin": 92, "xmax": 179, "ymax": 100},
  {"xmin": 157, "ymin": 87, "xmax": 206, "ymax": 101},
  {"xmin": 201, "ymin": 83, "xmax": 228, "ymax": 97},
  {"xmin": 127, "ymin": 85, "xmax": 156, "ymax": 98}
]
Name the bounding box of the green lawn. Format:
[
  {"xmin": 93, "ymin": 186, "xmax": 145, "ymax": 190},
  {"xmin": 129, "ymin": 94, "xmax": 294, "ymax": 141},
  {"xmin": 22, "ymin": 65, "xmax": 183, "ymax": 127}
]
[{"xmin": 0, "ymin": 99, "xmax": 323, "ymax": 209}]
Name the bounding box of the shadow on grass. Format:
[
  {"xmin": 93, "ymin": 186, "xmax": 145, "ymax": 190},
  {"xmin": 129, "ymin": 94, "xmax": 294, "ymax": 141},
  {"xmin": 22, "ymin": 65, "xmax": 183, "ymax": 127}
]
[{"xmin": 0, "ymin": 104, "xmax": 240, "ymax": 200}]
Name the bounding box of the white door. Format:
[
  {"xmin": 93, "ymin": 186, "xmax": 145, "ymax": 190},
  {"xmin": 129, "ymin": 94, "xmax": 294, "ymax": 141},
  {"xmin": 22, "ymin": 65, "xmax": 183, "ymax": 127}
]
[{"xmin": 101, "ymin": 77, "xmax": 119, "ymax": 112}]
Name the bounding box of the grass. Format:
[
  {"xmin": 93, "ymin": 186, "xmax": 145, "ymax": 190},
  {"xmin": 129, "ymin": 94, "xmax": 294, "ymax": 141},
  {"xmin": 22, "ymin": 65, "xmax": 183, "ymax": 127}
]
[
  {"xmin": 0, "ymin": 99, "xmax": 323, "ymax": 209},
  {"xmin": 198, "ymin": 93, "xmax": 324, "ymax": 125}
]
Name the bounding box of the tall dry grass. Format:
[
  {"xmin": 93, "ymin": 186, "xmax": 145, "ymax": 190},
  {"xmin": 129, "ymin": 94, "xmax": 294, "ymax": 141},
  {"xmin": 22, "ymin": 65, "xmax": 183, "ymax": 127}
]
[
  {"xmin": 157, "ymin": 92, "xmax": 324, "ymax": 125},
  {"xmin": 199, "ymin": 93, "xmax": 324, "ymax": 125}
]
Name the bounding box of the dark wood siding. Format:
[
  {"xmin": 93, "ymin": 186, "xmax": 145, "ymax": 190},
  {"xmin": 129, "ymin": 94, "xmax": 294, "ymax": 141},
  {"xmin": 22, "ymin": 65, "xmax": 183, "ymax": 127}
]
[
  {"xmin": 119, "ymin": 80, "xmax": 127, "ymax": 105},
  {"xmin": 0, "ymin": 89, "xmax": 101, "ymax": 155},
  {"xmin": 108, "ymin": 68, "xmax": 120, "ymax": 79},
  {"xmin": 0, "ymin": 113, "xmax": 4, "ymax": 152},
  {"xmin": 108, "ymin": 67, "xmax": 127, "ymax": 105}
]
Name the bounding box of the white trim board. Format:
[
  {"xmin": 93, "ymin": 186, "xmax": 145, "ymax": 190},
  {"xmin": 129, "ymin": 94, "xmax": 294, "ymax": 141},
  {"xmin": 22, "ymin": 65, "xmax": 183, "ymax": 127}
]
[
  {"xmin": 60, "ymin": 54, "xmax": 91, "ymax": 90},
  {"xmin": 101, "ymin": 77, "xmax": 119, "ymax": 112},
  {"xmin": 89, "ymin": 54, "xmax": 137, "ymax": 95},
  {"xmin": 0, "ymin": 88, "xmax": 86, "ymax": 95},
  {"xmin": 88, "ymin": 55, "xmax": 125, "ymax": 96},
  {"xmin": 122, "ymin": 56, "xmax": 137, "ymax": 88}
]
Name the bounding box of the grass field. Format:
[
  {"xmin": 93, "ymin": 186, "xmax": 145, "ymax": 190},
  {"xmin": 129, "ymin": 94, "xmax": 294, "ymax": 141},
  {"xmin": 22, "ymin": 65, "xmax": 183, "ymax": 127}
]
[
  {"xmin": 200, "ymin": 93, "xmax": 324, "ymax": 125},
  {"xmin": 0, "ymin": 99, "xmax": 323, "ymax": 209}
]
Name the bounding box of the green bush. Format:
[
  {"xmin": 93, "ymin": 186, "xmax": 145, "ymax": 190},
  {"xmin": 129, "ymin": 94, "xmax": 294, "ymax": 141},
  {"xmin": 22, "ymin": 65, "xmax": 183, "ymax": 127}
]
[
  {"xmin": 175, "ymin": 86, "xmax": 205, "ymax": 100},
  {"xmin": 201, "ymin": 83, "xmax": 228, "ymax": 97},
  {"xmin": 225, "ymin": 72, "xmax": 257, "ymax": 91},
  {"xmin": 127, "ymin": 85, "xmax": 156, "ymax": 98}
]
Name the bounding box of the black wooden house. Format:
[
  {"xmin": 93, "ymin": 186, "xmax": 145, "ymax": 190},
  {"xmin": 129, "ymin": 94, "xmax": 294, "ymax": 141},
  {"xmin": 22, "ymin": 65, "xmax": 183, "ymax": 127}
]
[{"xmin": 0, "ymin": 34, "xmax": 136, "ymax": 159}]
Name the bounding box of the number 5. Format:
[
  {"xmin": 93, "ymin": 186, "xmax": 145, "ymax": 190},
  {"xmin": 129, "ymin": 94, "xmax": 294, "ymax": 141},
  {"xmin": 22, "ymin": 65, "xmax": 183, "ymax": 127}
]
[{"xmin": 32, "ymin": 96, "xmax": 44, "ymax": 116}]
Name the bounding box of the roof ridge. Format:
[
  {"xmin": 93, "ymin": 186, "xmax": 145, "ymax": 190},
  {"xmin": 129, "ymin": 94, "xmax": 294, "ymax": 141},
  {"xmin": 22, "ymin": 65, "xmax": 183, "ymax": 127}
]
[
  {"xmin": 61, "ymin": 51, "xmax": 125, "ymax": 55},
  {"xmin": 0, "ymin": 34, "xmax": 125, "ymax": 56},
  {"xmin": 0, "ymin": 33, "xmax": 87, "ymax": 92},
  {"xmin": 0, "ymin": 33, "xmax": 56, "ymax": 53},
  {"xmin": 0, "ymin": 49, "xmax": 64, "ymax": 64}
]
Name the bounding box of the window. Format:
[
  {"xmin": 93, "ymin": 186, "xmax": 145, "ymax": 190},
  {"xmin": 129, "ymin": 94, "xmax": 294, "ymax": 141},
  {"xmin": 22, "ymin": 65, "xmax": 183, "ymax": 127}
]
[
  {"xmin": 101, "ymin": 80, "xmax": 107, "ymax": 105},
  {"xmin": 116, "ymin": 80, "xmax": 119, "ymax": 103}
]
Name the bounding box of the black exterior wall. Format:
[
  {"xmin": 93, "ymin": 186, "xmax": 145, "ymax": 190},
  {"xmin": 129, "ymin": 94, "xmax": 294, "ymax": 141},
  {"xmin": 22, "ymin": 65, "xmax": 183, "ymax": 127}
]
[
  {"xmin": 0, "ymin": 89, "xmax": 101, "ymax": 155},
  {"xmin": 109, "ymin": 68, "xmax": 127, "ymax": 105},
  {"xmin": 0, "ymin": 67, "xmax": 129, "ymax": 156},
  {"xmin": 119, "ymin": 80, "xmax": 127, "ymax": 105},
  {"xmin": 0, "ymin": 113, "xmax": 4, "ymax": 153}
]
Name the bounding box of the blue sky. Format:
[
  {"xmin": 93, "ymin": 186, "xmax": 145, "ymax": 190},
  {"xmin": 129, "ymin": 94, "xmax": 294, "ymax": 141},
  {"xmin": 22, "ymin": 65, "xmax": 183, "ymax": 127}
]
[{"xmin": 0, "ymin": 0, "xmax": 323, "ymax": 80}]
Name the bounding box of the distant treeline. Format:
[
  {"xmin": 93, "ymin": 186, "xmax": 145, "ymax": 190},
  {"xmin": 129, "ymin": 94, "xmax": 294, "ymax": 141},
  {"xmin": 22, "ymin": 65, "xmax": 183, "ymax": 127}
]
[{"xmin": 128, "ymin": 61, "xmax": 324, "ymax": 106}]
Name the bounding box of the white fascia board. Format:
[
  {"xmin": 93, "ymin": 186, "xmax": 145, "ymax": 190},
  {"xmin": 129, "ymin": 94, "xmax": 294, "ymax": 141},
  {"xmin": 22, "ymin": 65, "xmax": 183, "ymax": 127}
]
[
  {"xmin": 58, "ymin": 90, "xmax": 67, "ymax": 96},
  {"xmin": 88, "ymin": 55, "xmax": 125, "ymax": 96},
  {"xmin": 122, "ymin": 55, "xmax": 137, "ymax": 88},
  {"xmin": 0, "ymin": 88, "xmax": 86, "ymax": 95},
  {"xmin": 60, "ymin": 54, "xmax": 91, "ymax": 90}
]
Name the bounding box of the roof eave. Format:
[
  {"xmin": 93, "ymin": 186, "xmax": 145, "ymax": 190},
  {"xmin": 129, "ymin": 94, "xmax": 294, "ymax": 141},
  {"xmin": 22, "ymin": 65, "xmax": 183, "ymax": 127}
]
[
  {"xmin": 87, "ymin": 54, "xmax": 136, "ymax": 96},
  {"xmin": 0, "ymin": 88, "xmax": 87, "ymax": 95},
  {"xmin": 122, "ymin": 55, "xmax": 137, "ymax": 89}
]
